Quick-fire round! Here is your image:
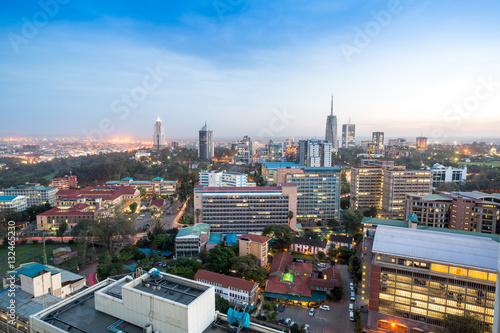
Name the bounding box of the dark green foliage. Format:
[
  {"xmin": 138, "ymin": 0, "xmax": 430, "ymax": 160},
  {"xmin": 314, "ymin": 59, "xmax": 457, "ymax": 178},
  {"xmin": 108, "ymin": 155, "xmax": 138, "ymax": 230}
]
[
  {"xmin": 204, "ymin": 245, "xmax": 236, "ymax": 274},
  {"xmin": 362, "ymin": 206, "xmax": 378, "ymax": 217},
  {"xmin": 262, "ymin": 224, "xmax": 295, "ymax": 251},
  {"xmin": 441, "ymin": 312, "xmax": 485, "ymax": 333},
  {"xmin": 330, "ymin": 286, "xmax": 343, "ymax": 300},
  {"xmin": 215, "ymin": 294, "xmax": 230, "ymax": 313},
  {"xmin": 341, "ymin": 210, "xmax": 363, "ymax": 235}
]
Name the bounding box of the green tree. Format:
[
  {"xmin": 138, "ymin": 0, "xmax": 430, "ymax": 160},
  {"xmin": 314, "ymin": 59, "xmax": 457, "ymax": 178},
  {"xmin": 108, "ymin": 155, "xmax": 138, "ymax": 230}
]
[
  {"xmin": 262, "ymin": 224, "xmax": 295, "ymax": 251},
  {"xmin": 230, "ymin": 254, "xmax": 259, "ymax": 277},
  {"xmin": 327, "ymin": 219, "xmax": 340, "ymax": 230},
  {"xmin": 317, "ymin": 251, "xmax": 326, "ymax": 260},
  {"xmin": 331, "ymin": 286, "xmax": 343, "ymax": 300},
  {"xmin": 440, "ymin": 313, "xmax": 485, "ymax": 333},
  {"xmin": 205, "ymin": 245, "xmax": 236, "ymax": 274},
  {"xmin": 129, "ymin": 202, "xmax": 138, "ymax": 213},
  {"xmin": 341, "ymin": 209, "xmax": 363, "ymax": 235},
  {"xmin": 288, "ymin": 210, "xmax": 294, "ymax": 220},
  {"xmin": 56, "ymin": 221, "xmax": 68, "ymax": 243},
  {"xmin": 137, "ymin": 186, "xmax": 147, "ymax": 200},
  {"xmin": 215, "ymin": 294, "xmax": 230, "ymax": 313},
  {"xmin": 76, "ymin": 235, "xmax": 88, "ymax": 265},
  {"xmin": 362, "ymin": 206, "xmax": 377, "ymax": 218}
]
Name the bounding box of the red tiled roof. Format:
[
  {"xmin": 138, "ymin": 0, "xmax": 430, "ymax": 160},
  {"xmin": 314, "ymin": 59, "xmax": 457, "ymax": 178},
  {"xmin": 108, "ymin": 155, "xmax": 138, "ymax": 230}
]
[
  {"xmin": 289, "ymin": 262, "xmax": 313, "ymax": 275},
  {"xmin": 309, "ymin": 278, "xmax": 340, "ymax": 288},
  {"xmin": 265, "ymin": 275, "xmax": 312, "ymax": 297},
  {"xmin": 38, "ymin": 207, "xmax": 94, "ymax": 217},
  {"xmin": 270, "ymin": 252, "xmax": 293, "ymax": 273},
  {"xmin": 56, "ymin": 189, "xmax": 79, "ymax": 197},
  {"xmin": 149, "ymin": 198, "xmax": 166, "ymax": 208},
  {"xmin": 194, "ymin": 270, "xmax": 258, "ymax": 293},
  {"xmin": 239, "ymin": 234, "xmax": 270, "ymax": 244},
  {"xmin": 322, "ymin": 267, "xmax": 342, "ymax": 281}
]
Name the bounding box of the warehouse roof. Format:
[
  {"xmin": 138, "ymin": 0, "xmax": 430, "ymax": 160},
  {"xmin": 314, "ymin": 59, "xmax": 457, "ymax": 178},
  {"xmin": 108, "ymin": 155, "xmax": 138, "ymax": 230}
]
[{"xmin": 372, "ymin": 225, "xmax": 499, "ymax": 271}]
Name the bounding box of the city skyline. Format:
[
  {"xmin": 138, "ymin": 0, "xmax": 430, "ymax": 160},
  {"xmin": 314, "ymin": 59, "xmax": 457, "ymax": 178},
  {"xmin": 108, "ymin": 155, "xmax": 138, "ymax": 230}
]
[{"xmin": 1, "ymin": 1, "xmax": 499, "ymax": 141}]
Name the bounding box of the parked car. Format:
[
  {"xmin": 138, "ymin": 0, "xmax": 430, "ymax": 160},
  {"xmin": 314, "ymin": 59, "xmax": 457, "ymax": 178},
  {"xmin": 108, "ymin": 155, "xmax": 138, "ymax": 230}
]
[
  {"xmin": 279, "ymin": 305, "xmax": 285, "ymax": 312},
  {"xmin": 349, "ymin": 311, "xmax": 354, "ymax": 321},
  {"xmin": 350, "ymin": 282, "xmax": 354, "ymax": 289},
  {"xmin": 319, "ymin": 305, "xmax": 330, "ymax": 311},
  {"xmin": 309, "ymin": 308, "xmax": 315, "ymax": 316},
  {"xmin": 304, "ymin": 324, "xmax": 310, "ymax": 332},
  {"xmin": 289, "ymin": 321, "xmax": 295, "ymax": 327},
  {"xmin": 279, "ymin": 317, "xmax": 284, "ymax": 324},
  {"xmin": 350, "ymin": 291, "xmax": 355, "ymax": 301},
  {"xmin": 284, "ymin": 318, "xmax": 291, "ymax": 326},
  {"xmin": 317, "ymin": 263, "xmax": 326, "ymax": 268},
  {"xmin": 349, "ymin": 304, "xmax": 354, "ymax": 312}
]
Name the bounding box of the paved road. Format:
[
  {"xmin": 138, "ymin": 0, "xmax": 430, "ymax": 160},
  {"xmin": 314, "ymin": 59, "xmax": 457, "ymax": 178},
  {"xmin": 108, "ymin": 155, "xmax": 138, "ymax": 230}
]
[
  {"xmin": 79, "ymin": 262, "xmax": 99, "ymax": 286},
  {"xmin": 161, "ymin": 199, "xmax": 186, "ymax": 230}
]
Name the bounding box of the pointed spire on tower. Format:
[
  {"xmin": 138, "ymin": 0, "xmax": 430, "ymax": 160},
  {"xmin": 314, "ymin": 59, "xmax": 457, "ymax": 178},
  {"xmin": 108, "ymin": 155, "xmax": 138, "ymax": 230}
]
[
  {"xmin": 330, "ymin": 94, "xmax": 334, "ymax": 116},
  {"xmin": 157, "ymin": 114, "xmax": 161, "ymax": 122}
]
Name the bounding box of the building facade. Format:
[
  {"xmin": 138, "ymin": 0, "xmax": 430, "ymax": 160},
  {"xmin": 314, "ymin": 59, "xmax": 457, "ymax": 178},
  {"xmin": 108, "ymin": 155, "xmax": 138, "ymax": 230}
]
[
  {"xmin": 153, "ymin": 115, "xmax": 166, "ymax": 150},
  {"xmin": 198, "ymin": 170, "xmax": 248, "ymax": 187},
  {"xmin": 2, "ymin": 183, "xmax": 58, "ymax": 206},
  {"xmin": 427, "ymin": 163, "xmax": 467, "ymax": 189},
  {"xmin": 371, "ymin": 132, "xmax": 385, "ymax": 154},
  {"xmin": 199, "ymin": 121, "xmax": 214, "ymax": 161},
  {"xmin": 291, "ymin": 237, "xmax": 328, "ymax": 255},
  {"xmin": 235, "ymin": 135, "xmax": 253, "ymax": 164},
  {"xmin": 382, "ymin": 169, "xmax": 433, "ymax": 219},
  {"xmin": 261, "ymin": 162, "xmax": 301, "ymax": 185},
  {"xmin": 49, "ymin": 175, "xmax": 78, "ymax": 190},
  {"xmin": 404, "ymin": 193, "xmax": 452, "ymax": 228},
  {"xmin": 361, "ymin": 225, "xmax": 498, "ymax": 332},
  {"xmin": 416, "ymin": 137, "xmax": 428, "ymax": 150},
  {"xmin": 0, "ymin": 195, "xmax": 27, "ymax": 212},
  {"xmin": 175, "ymin": 223, "xmax": 210, "ymax": 257},
  {"xmin": 194, "ymin": 184, "xmax": 297, "ymax": 233},
  {"xmin": 194, "ymin": 269, "xmax": 259, "ymax": 306},
  {"xmin": 342, "ymin": 123, "xmax": 356, "ymax": 148},
  {"xmin": 325, "ymin": 95, "xmax": 338, "ymax": 149},
  {"xmin": 278, "ymin": 166, "xmax": 341, "ymax": 221},
  {"xmin": 298, "ymin": 139, "xmax": 332, "ymax": 167},
  {"xmin": 106, "ymin": 177, "xmax": 177, "ymax": 196},
  {"xmin": 238, "ymin": 234, "xmax": 271, "ymax": 267},
  {"xmin": 350, "ymin": 167, "xmax": 385, "ymax": 211}
]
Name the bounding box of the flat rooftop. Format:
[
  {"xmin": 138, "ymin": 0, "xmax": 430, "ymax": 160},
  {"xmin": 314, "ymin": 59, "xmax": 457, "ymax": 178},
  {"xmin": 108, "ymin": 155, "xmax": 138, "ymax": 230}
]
[
  {"xmin": 135, "ymin": 274, "xmax": 207, "ymax": 306},
  {"xmin": 38, "ymin": 285, "xmax": 142, "ymax": 333},
  {"xmin": 372, "ymin": 225, "xmax": 499, "ymax": 271}
]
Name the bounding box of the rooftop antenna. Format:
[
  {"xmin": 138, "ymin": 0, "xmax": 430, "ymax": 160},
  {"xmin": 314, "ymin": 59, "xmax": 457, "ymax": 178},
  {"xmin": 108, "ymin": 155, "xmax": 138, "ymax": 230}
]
[{"xmin": 330, "ymin": 94, "xmax": 334, "ymax": 116}]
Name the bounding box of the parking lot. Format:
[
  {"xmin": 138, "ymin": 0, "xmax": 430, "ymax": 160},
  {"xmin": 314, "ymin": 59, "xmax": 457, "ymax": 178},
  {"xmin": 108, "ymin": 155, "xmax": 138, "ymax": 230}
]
[{"xmin": 275, "ymin": 265, "xmax": 355, "ymax": 333}]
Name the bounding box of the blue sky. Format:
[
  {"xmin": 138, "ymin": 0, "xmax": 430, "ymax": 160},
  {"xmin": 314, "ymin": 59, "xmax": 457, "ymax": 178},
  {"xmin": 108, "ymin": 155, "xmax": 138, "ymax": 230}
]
[{"xmin": 1, "ymin": 0, "xmax": 499, "ymax": 142}]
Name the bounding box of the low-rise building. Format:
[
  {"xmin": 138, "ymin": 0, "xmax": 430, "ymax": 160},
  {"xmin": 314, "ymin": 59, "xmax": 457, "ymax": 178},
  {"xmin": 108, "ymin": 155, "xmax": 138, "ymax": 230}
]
[
  {"xmin": 238, "ymin": 234, "xmax": 270, "ymax": 267},
  {"xmin": 426, "ymin": 163, "xmax": 467, "ymax": 189},
  {"xmin": 194, "ymin": 269, "xmax": 259, "ymax": 306},
  {"xmin": 291, "ymin": 237, "xmax": 328, "ymax": 255},
  {"xmin": 0, "ymin": 195, "xmax": 27, "ymax": 212},
  {"xmin": 175, "ymin": 223, "xmax": 210, "ymax": 257},
  {"xmin": 1, "ymin": 183, "xmax": 58, "ymax": 206},
  {"xmin": 329, "ymin": 234, "xmax": 354, "ymax": 249},
  {"xmin": 106, "ymin": 177, "xmax": 178, "ymax": 196},
  {"xmin": 198, "ymin": 170, "xmax": 249, "ymax": 187},
  {"xmin": 36, "ymin": 203, "xmax": 94, "ymax": 231},
  {"xmin": 49, "ymin": 175, "xmax": 78, "ymax": 190},
  {"xmin": 148, "ymin": 198, "xmax": 166, "ymax": 210}
]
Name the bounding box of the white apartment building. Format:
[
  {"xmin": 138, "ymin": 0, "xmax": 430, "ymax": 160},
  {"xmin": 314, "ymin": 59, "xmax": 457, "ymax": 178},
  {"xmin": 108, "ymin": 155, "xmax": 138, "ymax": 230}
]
[
  {"xmin": 198, "ymin": 170, "xmax": 248, "ymax": 187},
  {"xmin": 0, "ymin": 195, "xmax": 27, "ymax": 212},
  {"xmin": 426, "ymin": 163, "xmax": 467, "ymax": 188},
  {"xmin": 2, "ymin": 183, "xmax": 58, "ymax": 206}
]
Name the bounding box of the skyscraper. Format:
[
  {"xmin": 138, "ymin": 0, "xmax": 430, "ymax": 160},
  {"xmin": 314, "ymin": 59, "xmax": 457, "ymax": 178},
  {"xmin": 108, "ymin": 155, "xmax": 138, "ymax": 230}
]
[
  {"xmin": 199, "ymin": 121, "xmax": 214, "ymax": 161},
  {"xmin": 153, "ymin": 115, "xmax": 166, "ymax": 150},
  {"xmin": 325, "ymin": 95, "xmax": 338, "ymax": 149},
  {"xmin": 372, "ymin": 132, "xmax": 385, "ymax": 154},
  {"xmin": 342, "ymin": 120, "xmax": 356, "ymax": 148},
  {"xmin": 298, "ymin": 139, "xmax": 332, "ymax": 167}
]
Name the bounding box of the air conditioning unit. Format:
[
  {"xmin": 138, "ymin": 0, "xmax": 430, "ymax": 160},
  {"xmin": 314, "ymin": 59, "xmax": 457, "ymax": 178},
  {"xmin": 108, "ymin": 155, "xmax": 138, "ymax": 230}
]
[{"xmin": 143, "ymin": 324, "xmax": 153, "ymax": 333}]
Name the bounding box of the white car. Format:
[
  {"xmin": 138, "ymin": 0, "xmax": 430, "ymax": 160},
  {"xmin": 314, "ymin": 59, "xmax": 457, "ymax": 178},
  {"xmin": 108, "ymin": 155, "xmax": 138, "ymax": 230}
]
[
  {"xmin": 349, "ymin": 304, "xmax": 354, "ymax": 312},
  {"xmin": 304, "ymin": 324, "xmax": 310, "ymax": 332},
  {"xmin": 350, "ymin": 291, "xmax": 355, "ymax": 301},
  {"xmin": 309, "ymin": 308, "xmax": 315, "ymax": 316},
  {"xmin": 349, "ymin": 310, "xmax": 354, "ymax": 321},
  {"xmin": 319, "ymin": 305, "xmax": 330, "ymax": 311}
]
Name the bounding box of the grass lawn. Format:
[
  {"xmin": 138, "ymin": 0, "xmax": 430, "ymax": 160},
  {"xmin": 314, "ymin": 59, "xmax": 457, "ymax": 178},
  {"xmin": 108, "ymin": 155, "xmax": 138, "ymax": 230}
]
[
  {"xmin": 291, "ymin": 252, "xmax": 317, "ymax": 263},
  {"xmin": 42, "ymin": 171, "xmax": 58, "ymax": 180},
  {"xmin": 462, "ymin": 161, "xmax": 500, "ymax": 167},
  {"xmin": 0, "ymin": 243, "xmax": 77, "ymax": 278}
]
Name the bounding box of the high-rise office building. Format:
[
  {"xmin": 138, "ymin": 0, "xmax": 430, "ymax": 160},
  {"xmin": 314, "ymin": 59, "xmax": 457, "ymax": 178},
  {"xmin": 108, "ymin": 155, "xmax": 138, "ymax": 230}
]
[
  {"xmin": 342, "ymin": 122, "xmax": 356, "ymax": 148},
  {"xmin": 278, "ymin": 166, "xmax": 341, "ymax": 221},
  {"xmin": 298, "ymin": 139, "xmax": 332, "ymax": 167},
  {"xmin": 416, "ymin": 136, "xmax": 428, "ymax": 150},
  {"xmin": 325, "ymin": 95, "xmax": 338, "ymax": 149},
  {"xmin": 372, "ymin": 132, "xmax": 385, "ymax": 154},
  {"xmin": 198, "ymin": 121, "xmax": 214, "ymax": 161},
  {"xmin": 235, "ymin": 135, "xmax": 253, "ymax": 164},
  {"xmin": 153, "ymin": 116, "xmax": 166, "ymax": 150}
]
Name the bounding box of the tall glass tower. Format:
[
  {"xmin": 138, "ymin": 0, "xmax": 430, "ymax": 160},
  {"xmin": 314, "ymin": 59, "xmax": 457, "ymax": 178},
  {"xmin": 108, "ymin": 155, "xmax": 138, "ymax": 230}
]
[
  {"xmin": 153, "ymin": 115, "xmax": 166, "ymax": 150},
  {"xmin": 199, "ymin": 121, "xmax": 214, "ymax": 161},
  {"xmin": 325, "ymin": 95, "xmax": 338, "ymax": 149}
]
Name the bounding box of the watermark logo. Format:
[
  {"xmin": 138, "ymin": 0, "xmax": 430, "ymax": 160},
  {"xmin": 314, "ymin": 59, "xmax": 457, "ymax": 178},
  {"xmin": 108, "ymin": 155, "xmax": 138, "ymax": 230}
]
[
  {"xmin": 212, "ymin": 0, "xmax": 244, "ymax": 22},
  {"xmin": 7, "ymin": 0, "xmax": 69, "ymax": 54},
  {"xmin": 82, "ymin": 63, "xmax": 168, "ymax": 141},
  {"xmin": 258, "ymin": 107, "xmax": 296, "ymax": 142}
]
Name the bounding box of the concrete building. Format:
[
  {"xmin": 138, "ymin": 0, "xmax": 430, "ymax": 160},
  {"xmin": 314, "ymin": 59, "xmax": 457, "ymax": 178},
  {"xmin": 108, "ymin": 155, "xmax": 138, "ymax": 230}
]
[
  {"xmin": 298, "ymin": 139, "xmax": 332, "ymax": 167},
  {"xmin": 257, "ymin": 140, "xmax": 284, "ymax": 162},
  {"xmin": 291, "ymin": 237, "xmax": 328, "ymax": 255},
  {"xmin": 175, "ymin": 223, "xmax": 210, "ymax": 257},
  {"xmin": 2, "ymin": 183, "xmax": 58, "ymax": 206},
  {"xmin": 194, "ymin": 269, "xmax": 259, "ymax": 306},
  {"xmin": 106, "ymin": 177, "xmax": 178, "ymax": 196},
  {"xmin": 426, "ymin": 163, "xmax": 467, "ymax": 189},
  {"xmin": 325, "ymin": 95, "xmax": 338, "ymax": 149},
  {"xmin": 194, "ymin": 184, "xmax": 297, "ymax": 233},
  {"xmin": 382, "ymin": 169, "xmax": 433, "ymax": 219},
  {"xmin": 261, "ymin": 162, "xmax": 301, "ymax": 185},
  {"xmin": 198, "ymin": 170, "xmax": 248, "ymax": 187},
  {"xmin": 329, "ymin": 234, "xmax": 355, "ymax": 249},
  {"xmin": 342, "ymin": 122, "xmax": 356, "ymax": 148},
  {"xmin": 361, "ymin": 224, "xmax": 498, "ymax": 332},
  {"xmin": 238, "ymin": 234, "xmax": 271, "ymax": 267},
  {"xmin": 0, "ymin": 195, "xmax": 27, "ymax": 212},
  {"xmin": 404, "ymin": 193, "xmax": 453, "ymax": 228},
  {"xmin": 30, "ymin": 270, "xmax": 216, "ymax": 333},
  {"xmin": 153, "ymin": 115, "xmax": 166, "ymax": 150},
  {"xmin": 235, "ymin": 135, "xmax": 253, "ymax": 164},
  {"xmin": 371, "ymin": 132, "xmax": 385, "ymax": 154},
  {"xmin": 37, "ymin": 203, "xmax": 94, "ymax": 231},
  {"xmin": 278, "ymin": 166, "xmax": 341, "ymax": 221},
  {"xmin": 350, "ymin": 167, "xmax": 384, "ymax": 211},
  {"xmin": 416, "ymin": 136, "xmax": 428, "ymax": 150},
  {"xmin": 199, "ymin": 121, "xmax": 214, "ymax": 161},
  {"xmin": 49, "ymin": 175, "xmax": 78, "ymax": 190}
]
